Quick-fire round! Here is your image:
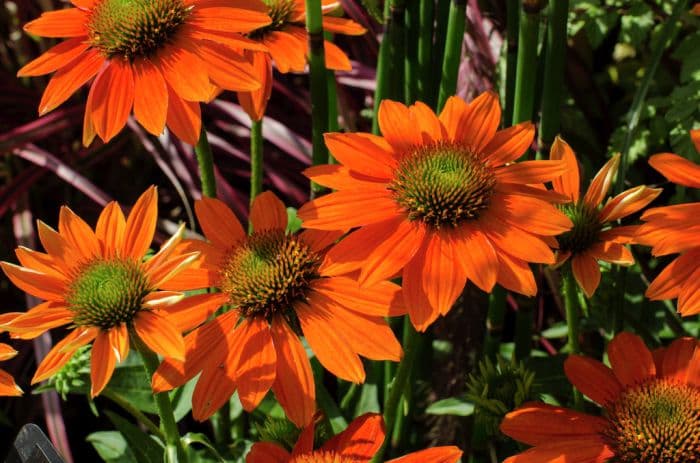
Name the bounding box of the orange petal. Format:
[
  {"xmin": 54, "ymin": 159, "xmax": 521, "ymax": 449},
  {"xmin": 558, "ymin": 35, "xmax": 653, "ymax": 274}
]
[
  {"xmin": 237, "ymin": 51, "xmax": 272, "ymax": 121},
  {"xmin": 3, "ymin": 301, "xmax": 73, "ymax": 338},
  {"xmin": 90, "ymin": 61, "xmax": 135, "ymax": 142},
  {"xmin": 246, "ymin": 443, "xmax": 290, "ymax": 463},
  {"xmin": 549, "ymin": 136, "xmax": 580, "ymax": 201},
  {"xmin": 270, "ymin": 317, "xmax": 315, "ymax": 427},
  {"xmin": 161, "ymin": 292, "xmax": 228, "ymax": 332},
  {"xmin": 687, "ymin": 346, "xmax": 700, "ymax": 388},
  {"xmin": 678, "ymin": 267, "xmax": 700, "ymax": 316},
  {"xmin": 482, "ymin": 122, "xmax": 535, "ymax": 167},
  {"xmin": 38, "ymin": 48, "xmax": 105, "ymax": 115},
  {"xmin": 499, "ymin": 403, "xmax": 609, "ymax": 446},
  {"xmin": 90, "ymin": 330, "xmax": 117, "ymax": 397},
  {"xmin": 495, "ymin": 160, "xmax": 566, "ymax": 184},
  {"xmin": 402, "ymin": 239, "xmax": 439, "ymax": 331},
  {"xmin": 263, "ymin": 30, "xmax": 307, "ymax": 73},
  {"xmin": 607, "ymin": 332, "xmax": 656, "ymax": 388},
  {"xmin": 108, "ymin": 323, "xmax": 129, "ymax": 363},
  {"xmin": 33, "ymin": 327, "xmax": 98, "ymax": 384},
  {"xmin": 58, "ymin": 206, "xmax": 100, "ymax": 258},
  {"xmin": 191, "ymin": 349, "xmax": 237, "ymax": 421},
  {"xmin": 439, "ymin": 96, "xmax": 469, "ymax": 141},
  {"xmin": 298, "ymin": 229, "xmax": 344, "ymax": 253},
  {"xmin": 37, "ymin": 220, "xmax": 82, "ymax": 270},
  {"xmin": 229, "ymin": 317, "xmax": 276, "ymax": 411},
  {"xmin": 324, "ymin": 413, "xmax": 384, "ymax": 457},
  {"xmin": 194, "ymin": 197, "xmax": 245, "ymax": 249},
  {"xmin": 377, "ymin": 99, "xmax": 422, "ymax": 153},
  {"xmin": 0, "ymin": 369, "xmax": 22, "ymax": 397},
  {"xmin": 598, "ymin": 186, "xmax": 662, "ymax": 223},
  {"xmin": 191, "ymin": 40, "xmax": 260, "ymax": 91},
  {"xmin": 587, "ymin": 241, "xmax": 634, "ymax": 266},
  {"xmin": 583, "ymin": 154, "xmax": 620, "ymax": 208},
  {"xmin": 649, "ymin": 152, "xmax": 700, "ymax": 188},
  {"xmin": 454, "ymin": 90, "xmax": 501, "ymax": 153},
  {"xmin": 420, "ymin": 232, "xmax": 468, "ymax": 316},
  {"xmin": 133, "ymin": 58, "xmax": 168, "ymax": 137},
  {"xmin": 324, "ymin": 40, "xmax": 351, "ymax": 71},
  {"xmin": 15, "ymin": 247, "xmax": 64, "ymax": 279},
  {"xmin": 0, "ymin": 262, "xmax": 66, "ymax": 301},
  {"xmin": 17, "ymin": 37, "xmax": 90, "ymax": 77},
  {"xmin": 95, "ymin": 201, "xmax": 126, "ymax": 258},
  {"xmin": 0, "ymin": 344, "xmax": 17, "ymax": 362},
  {"xmin": 188, "ymin": 5, "xmax": 272, "ymax": 33},
  {"xmin": 452, "ymin": 226, "xmax": 498, "ymax": 293},
  {"xmin": 489, "ymin": 193, "xmax": 573, "ymax": 236},
  {"xmin": 23, "ymin": 9, "xmax": 87, "ymax": 37},
  {"xmin": 479, "ymin": 213, "xmax": 555, "ymax": 264},
  {"xmin": 155, "ymin": 41, "xmax": 212, "ymax": 102},
  {"xmin": 297, "ymin": 186, "xmax": 400, "ymax": 230},
  {"xmin": 297, "ymin": 301, "xmax": 365, "ymax": 382},
  {"xmin": 303, "ymin": 164, "xmax": 388, "ymax": 190},
  {"xmin": 306, "ymin": 291, "xmax": 403, "ymax": 362},
  {"xmin": 386, "ymin": 447, "xmax": 463, "ymax": 463},
  {"xmin": 322, "ymin": 16, "xmax": 366, "ymax": 35},
  {"xmin": 180, "ymin": 22, "xmax": 268, "ymax": 52},
  {"xmin": 323, "ymin": 132, "xmax": 397, "ymax": 179},
  {"xmin": 571, "ymin": 253, "xmax": 601, "ymax": 298},
  {"xmin": 142, "ymin": 291, "xmax": 184, "ymax": 309},
  {"xmin": 123, "ymin": 186, "xmax": 158, "ymax": 260},
  {"xmin": 599, "ymin": 225, "xmax": 638, "ymax": 244},
  {"xmin": 165, "ymin": 86, "xmax": 201, "ymax": 144},
  {"xmin": 409, "ymin": 101, "xmax": 448, "ymax": 144},
  {"xmin": 564, "ymin": 355, "xmax": 623, "ymax": 406},
  {"xmin": 251, "ymin": 191, "xmax": 288, "ymax": 231},
  {"xmin": 661, "ymin": 337, "xmax": 698, "ymax": 383},
  {"xmin": 496, "ymin": 252, "xmax": 537, "ymax": 296},
  {"xmin": 502, "ymin": 436, "xmax": 614, "ymax": 463},
  {"xmin": 133, "ymin": 310, "xmax": 185, "ymax": 361},
  {"xmin": 310, "ymin": 277, "xmax": 407, "ymax": 317}
]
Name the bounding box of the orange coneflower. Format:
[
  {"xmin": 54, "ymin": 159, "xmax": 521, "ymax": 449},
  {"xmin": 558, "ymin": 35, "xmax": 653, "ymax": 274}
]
[
  {"xmin": 297, "ymin": 93, "xmax": 574, "ymax": 331},
  {"xmin": 0, "ymin": 315, "xmax": 22, "ymax": 396},
  {"xmin": 152, "ymin": 191, "xmax": 405, "ymax": 426},
  {"xmin": 246, "ymin": 413, "xmax": 463, "ymax": 463},
  {"xmin": 0, "ymin": 187, "xmax": 206, "ymax": 397},
  {"xmin": 636, "ymin": 130, "xmax": 700, "ymax": 316},
  {"xmin": 18, "ymin": 0, "xmax": 272, "ymax": 144},
  {"xmin": 237, "ymin": 0, "xmax": 365, "ymax": 120},
  {"xmin": 500, "ymin": 332, "xmax": 700, "ymax": 463},
  {"xmin": 549, "ymin": 137, "xmax": 661, "ymax": 297}
]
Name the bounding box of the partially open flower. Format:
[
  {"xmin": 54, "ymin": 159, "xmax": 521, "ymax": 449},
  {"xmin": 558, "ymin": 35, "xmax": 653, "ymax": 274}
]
[
  {"xmin": 501, "ymin": 332, "xmax": 700, "ymax": 462},
  {"xmin": 152, "ymin": 192, "xmax": 405, "ymax": 426},
  {"xmin": 0, "ymin": 315, "xmax": 22, "ymax": 397},
  {"xmin": 0, "ymin": 187, "xmax": 203, "ymax": 397},
  {"xmin": 549, "ymin": 137, "xmax": 661, "ymax": 297},
  {"xmin": 247, "ymin": 413, "xmax": 463, "ymax": 463}
]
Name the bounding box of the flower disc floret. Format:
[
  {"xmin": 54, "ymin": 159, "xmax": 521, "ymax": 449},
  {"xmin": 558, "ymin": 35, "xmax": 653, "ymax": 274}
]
[
  {"xmin": 557, "ymin": 202, "xmax": 603, "ymax": 255},
  {"xmin": 389, "ymin": 143, "xmax": 496, "ymax": 229},
  {"xmin": 220, "ymin": 230, "xmax": 320, "ymax": 319},
  {"xmin": 248, "ymin": 0, "xmax": 296, "ymax": 39},
  {"xmin": 290, "ymin": 451, "xmax": 354, "ymax": 463},
  {"xmin": 604, "ymin": 379, "xmax": 700, "ymax": 462},
  {"xmin": 66, "ymin": 259, "xmax": 149, "ymax": 329},
  {"xmin": 88, "ymin": 0, "xmax": 191, "ymax": 60}
]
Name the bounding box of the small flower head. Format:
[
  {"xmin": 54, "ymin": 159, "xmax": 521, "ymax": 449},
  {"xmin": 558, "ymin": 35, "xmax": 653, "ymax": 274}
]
[
  {"xmin": 1, "ymin": 187, "xmax": 202, "ymax": 397},
  {"xmin": 550, "ymin": 137, "xmax": 661, "ymax": 297},
  {"xmin": 501, "ymin": 332, "xmax": 700, "ymax": 462}
]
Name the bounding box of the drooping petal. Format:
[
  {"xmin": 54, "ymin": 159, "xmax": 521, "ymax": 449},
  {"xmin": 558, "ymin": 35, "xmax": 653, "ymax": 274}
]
[
  {"xmin": 386, "ymin": 447, "xmax": 463, "ymax": 463},
  {"xmin": 402, "ymin": 240, "xmax": 438, "ymax": 331},
  {"xmin": 452, "ymin": 225, "xmax": 499, "ymax": 293},
  {"xmin": 678, "ymin": 267, "xmax": 700, "ymax": 316},
  {"xmin": 155, "ymin": 40, "xmax": 212, "ymax": 102},
  {"xmin": 549, "ymin": 136, "xmax": 580, "ymax": 201},
  {"xmin": 310, "ymin": 277, "xmax": 407, "ymax": 317},
  {"xmin": 564, "ymin": 355, "xmax": 623, "ymax": 406},
  {"xmin": 479, "ymin": 213, "xmax": 555, "ymax": 264},
  {"xmin": 23, "ymin": 9, "xmax": 88, "ymax": 37},
  {"xmin": 160, "ymin": 292, "xmax": 228, "ymax": 332},
  {"xmin": 495, "ymin": 252, "xmax": 537, "ymax": 296},
  {"xmin": 583, "ymin": 154, "xmax": 620, "ymax": 208},
  {"xmin": 190, "ymin": 40, "xmax": 260, "ymax": 91},
  {"xmin": 33, "ymin": 327, "xmax": 98, "ymax": 384},
  {"xmin": 482, "ymin": 122, "xmax": 535, "ymax": 167},
  {"xmin": 571, "ymin": 253, "xmax": 601, "ymax": 298},
  {"xmin": 298, "ymin": 186, "xmax": 399, "ymax": 230},
  {"xmin": 495, "ymin": 160, "xmax": 566, "ymax": 185},
  {"xmin": 90, "ymin": 60, "xmax": 135, "ymax": 142},
  {"xmin": 90, "ymin": 330, "xmax": 118, "ymax": 397},
  {"xmin": 324, "ymin": 40, "xmax": 352, "ymax": 71},
  {"xmin": 237, "ymin": 51, "xmax": 272, "ymax": 121},
  {"xmin": 419, "ymin": 232, "xmax": 468, "ymax": 316},
  {"xmin": 587, "ymin": 241, "xmax": 634, "ymax": 266},
  {"xmin": 0, "ymin": 262, "xmax": 66, "ymax": 301},
  {"xmin": 229, "ymin": 317, "xmax": 276, "ymax": 412},
  {"xmin": 3, "ymin": 301, "xmax": 73, "ymax": 339},
  {"xmin": 270, "ymin": 317, "xmax": 315, "ymax": 427},
  {"xmin": 502, "ymin": 437, "xmax": 614, "ymax": 463},
  {"xmin": 165, "ymin": 86, "xmax": 202, "ymax": 144},
  {"xmin": 17, "ymin": 38, "xmax": 90, "ymax": 77},
  {"xmin": 133, "ymin": 311, "xmax": 185, "ymax": 361},
  {"xmin": 108, "ymin": 323, "xmax": 129, "ymax": 364},
  {"xmin": 649, "ymin": 152, "xmax": 700, "ymax": 188},
  {"xmin": 607, "ymin": 332, "xmax": 656, "ymax": 388},
  {"xmin": 262, "ymin": 30, "xmax": 307, "ymax": 73},
  {"xmin": 0, "ymin": 369, "xmax": 22, "ymax": 397},
  {"xmin": 38, "ymin": 48, "xmax": 105, "ymax": 115},
  {"xmin": 133, "ymin": 58, "xmax": 168, "ymax": 137}
]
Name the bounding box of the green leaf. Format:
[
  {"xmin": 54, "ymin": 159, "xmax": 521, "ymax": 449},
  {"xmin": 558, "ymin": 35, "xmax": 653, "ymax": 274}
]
[
  {"xmin": 286, "ymin": 207, "xmax": 302, "ymax": 233},
  {"xmin": 86, "ymin": 431, "xmax": 137, "ymax": 463},
  {"xmin": 182, "ymin": 433, "xmax": 225, "ymax": 462},
  {"xmin": 425, "ymin": 397, "xmax": 474, "ymax": 416},
  {"xmin": 172, "ymin": 378, "xmax": 196, "ymax": 422},
  {"xmin": 105, "ymin": 411, "xmax": 164, "ymax": 463},
  {"xmin": 105, "ymin": 359, "xmax": 157, "ymax": 414}
]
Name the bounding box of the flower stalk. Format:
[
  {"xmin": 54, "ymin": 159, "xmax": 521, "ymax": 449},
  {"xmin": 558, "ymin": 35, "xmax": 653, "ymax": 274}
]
[
  {"xmin": 563, "ymin": 271, "xmax": 583, "ymax": 410},
  {"xmin": 417, "ymin": 0, "xmax": 434, "ymax": 103},
  {"xmin": 511, "ymin": 0, "xmax": 544, "ymax": 125},
  {"xmin": 250, "ymin": 119, "xmax": 264, "ymax": 208},
  {"xmin": 436, "ymin": 0, "xmax": 467, "ymax": 111},
  {"xmin": 195, "ymin": 127, "xmax": 217, "ymax": 198},
  {"xmin": 503, "ymin": 0, "xmax": 519, "ymax": 126}
]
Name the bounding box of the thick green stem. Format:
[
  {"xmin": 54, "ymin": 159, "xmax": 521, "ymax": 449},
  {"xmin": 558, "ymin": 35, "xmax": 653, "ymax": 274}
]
[
  {"xmin": 131, "ymin": 332, "xmax": 188, "ymax": 463},
  {"xmin": 249, "ymin": 119, "xmax": 263, "ymax": 210},
  {"xmin": 305, "ymin": 0, "xmax": 329, "ymax": 195},
  {"xmin": 436, "ymin": 0, "xmax": 467, "ymax": 111},
  {"xmin": 195, "ymin": 127, "xmax": 216, "ymax": 198},
  {"xmin": 372, "ymin": 0, "xmax": 406, "ymax": 134},
  {"xmin": 416, "ymin": 0, "xmax": 434, "ymax": 103},
  {"xmin": 503, "ymin": 0, "xmax": 519, "ymax": 126},
  {"xmin": 390, "ymin": 317, "xmax": 417, "ymax": 449},
  {"xmin": 372, "ymin": 324, "xmax": 420, "ymax": 462},
  {"xmin": 404, "ymin": 0, "xmax": 419, "ymax": 104},
  {"xmin": 563, "ymin": 272, "xmax": 584, "ymax": 409},
  {"xmin": 537, "ymin": 0, "xmax": 569, "ymax": 159},
  {"xmin": 511, "ymin": 2, "xmax": 543, "ymax": 125}
]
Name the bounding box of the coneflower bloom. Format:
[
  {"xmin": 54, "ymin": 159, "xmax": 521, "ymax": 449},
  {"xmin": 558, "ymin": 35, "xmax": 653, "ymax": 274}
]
[
  {"xmin": 297, "ymin": 93, "xmax": 574, "ymax": 331},
  {"xmin": 247, "ymin": 413, "xmax": 463, "ymax": 463},
  {"xmin": 636, "ymin": 132, "xmax": 700, "ymax": 315},
  {"xmin": 549, "ymin": 137, "xmax": 661, "ymax": 297},
  {"xmin": 0, "ymin": 187, "xmax": 204, "ymax": 397},
  {"xmin": 237, "ymin": 0, "xmax": 365, "ymax": 120},
  {"xmin": 18, "ymin": 0, "xmax": 272, "ymax": 144},
  {"xmin": 501, "ymin": 332, "xmax": 700, "ymax": 463},
  {"xmin": 152, "ymin": 192, "xmax": 404, "ymax": 426}
]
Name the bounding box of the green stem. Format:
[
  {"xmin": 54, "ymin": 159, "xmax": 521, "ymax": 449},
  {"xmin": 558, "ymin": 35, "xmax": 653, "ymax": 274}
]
[
  {"xmin": 195, "ymin": 127, "xmax": 216, "ymax": 198},
  {"xmin": 390, "ymin": 317, "xmax": 416, "ymax": 449},
  {"xmin": 436, "ymin": 0, "xmax": 467, "ymax": 111},
  {"xmin": 327, "ymin": 70, "xmax": 339, "ymax": 135},
  {"xmin": 503, "ymin": 0, "xmax": 519, "ymax": 126},
  {"xmin": 616, "ymin": 0, "xmax": 685, "ymax": 193},
  {"xmin": 131, "ymin": 332, "xmax": 188, "ymax": 463},
  {"xmin": 305, "ymin": 0, "xmax": 329, "ymax": 196},
  {"xmin": 431, "ymin": 0, "xmax": 450, "ymax": 107},
  {"xmin": 537, "ymin": 0, "xmax": 569, "ymax": 159},
  {"xmin": 563, "ymin": 271, "xmax": 584, "ymax": 409},
  {"xmin": 250, "ymin": 119, "xmax": 264, "ymax": 210},
  {"xmin": 511, "ymin": 1, "xmax": 543, "ymax": 125},
  {"xmin": 404, "ymin": 0, "xmax": 419, "ymax": 104},
  {"xmin": 416, "ymin": 0, "xmax": 434, "ymax": 103},
  {"xmin": 102, "ymin": 390, "xmax": 164, "ymax": 440},
  {"xmin": 372, "ymin": 0, "xmax": 407, "ymax": 134},
  {"xmin": 372, "ymin": 324, "xmax": 420, "ymax": 462}
]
